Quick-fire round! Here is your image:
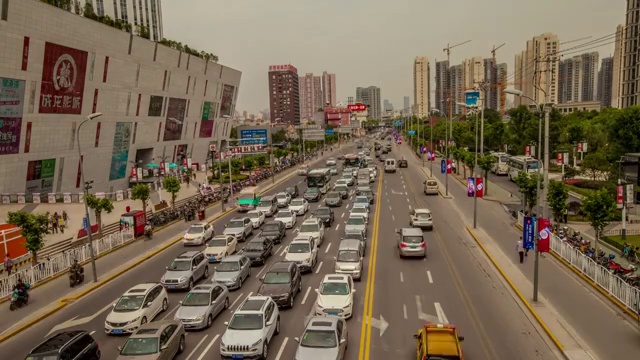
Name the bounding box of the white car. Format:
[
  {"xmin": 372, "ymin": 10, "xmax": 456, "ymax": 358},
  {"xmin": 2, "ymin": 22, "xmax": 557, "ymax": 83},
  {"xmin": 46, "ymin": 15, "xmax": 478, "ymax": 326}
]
[
  {"xmin": 247, "ymin": 210, "xmax": 266, "ymax": 229},
  {"xmin": 285, "ymin": 236, "xmax": 318, "ymax": 273},
  {"xmin": 298, "ymin": 218, "xmax": 325, "ymax": 246},
  {"xmin": 105, "ymin": 283, "xmax": 168, "ymax": 334},
  {"xmin": 289, "ymin": 199, "xmax": 309, "ymax": 215},
  {"xmin": 315, "ymin": 274, "xmax": 355, "ymax": 319},
  {"xmin": 353, "ymin": 196, "xmax": 370, "ymax": 210},
  {"xmin": 275, "ymin": 209, "xmax": 297, "ymax": 228},
  {"xmin": 276, "ymin": 192, "xmax": 292, "ymax": 208},
  {"xmin": 334, "ymin": 179, "xmax": 349, "ymax": 188},
  {"xmin": 183, "ymin": 222, "xmax": 214, "ymax": 246},
  {"xmin": 350, "ymin": 205, "xmax": 369, "ymax": 223},
  {"xmin": 205, "ymin": 235, "xmax": 237, "ymax": 263}
]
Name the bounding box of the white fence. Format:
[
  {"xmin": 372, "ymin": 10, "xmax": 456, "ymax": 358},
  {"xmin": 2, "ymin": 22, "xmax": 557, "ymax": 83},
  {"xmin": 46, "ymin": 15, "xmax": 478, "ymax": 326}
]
[
  {"xmin": 517, "ymin": 213, "xmax": 640, "ymax": 316},
  {"xmin": 0, "ymin": 229, "xmax": 135, "ymax": 299}
]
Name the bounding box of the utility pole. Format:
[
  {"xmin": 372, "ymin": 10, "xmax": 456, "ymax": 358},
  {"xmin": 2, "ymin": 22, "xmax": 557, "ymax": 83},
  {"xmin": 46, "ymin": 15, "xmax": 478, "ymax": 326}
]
[
  {"xmin": 542, "ymin": 55, "xmax": 554, "ymax": 220},
  {"xmin": 443, "ymin": 40, "xmax": 471, "ymax": 196}
]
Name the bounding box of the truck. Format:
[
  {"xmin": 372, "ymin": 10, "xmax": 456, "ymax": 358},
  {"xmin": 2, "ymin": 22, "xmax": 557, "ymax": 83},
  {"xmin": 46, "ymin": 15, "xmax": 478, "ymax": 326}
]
[
  {"xmin": 413, "ymin": 323, "xmax": 464, "ymax": 360},
  {"xmin": 236, "ymin": 187, "xmax": 261, "ymax": 212}
]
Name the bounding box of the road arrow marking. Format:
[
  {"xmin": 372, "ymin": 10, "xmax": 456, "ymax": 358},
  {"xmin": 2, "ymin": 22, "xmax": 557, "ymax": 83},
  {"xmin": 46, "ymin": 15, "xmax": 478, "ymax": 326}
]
[
  {"xmin": 47, "ymin": 302, "xmax": 113, "ymax": 336},
  {"xmin": 415, "ymin": 295, "xmax": 440, "ymax": 323},
  {"xmin": 369, "ymin": 315, "xmax": 389, "ymax": 337},
  {"xmin": 391, "ymin": 189, "xmax": 404, "ymax": 195},
  {"xmin": 434, "ymin": 302, "xmax": 449, "ymax": 323}
]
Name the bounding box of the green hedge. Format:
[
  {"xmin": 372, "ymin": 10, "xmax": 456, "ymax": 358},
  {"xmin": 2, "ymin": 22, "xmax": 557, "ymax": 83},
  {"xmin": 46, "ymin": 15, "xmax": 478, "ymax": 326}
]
[
  {"xmin": 601, "ymin": 236, "xmax": 624, "ymax": 251},
  {"xmin": 208, "ymin": 174, "xmax": 249, "ymax": 183}
]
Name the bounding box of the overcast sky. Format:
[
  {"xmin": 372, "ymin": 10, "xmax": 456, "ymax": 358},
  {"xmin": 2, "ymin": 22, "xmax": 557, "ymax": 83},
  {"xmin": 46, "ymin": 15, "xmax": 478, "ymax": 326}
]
[{"xmin": 162, "ymin": 0, "xmax": 625, "ymax": 114}]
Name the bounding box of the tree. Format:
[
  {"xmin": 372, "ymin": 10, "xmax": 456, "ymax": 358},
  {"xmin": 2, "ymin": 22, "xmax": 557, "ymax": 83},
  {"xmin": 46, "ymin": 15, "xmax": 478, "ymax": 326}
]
[
  {"xmin": 451, "ymin": 147, "xmax": 464, "ymax": 176},
  {"xmin": 581, "ymin": 152, "xmax": 609, "ymax": 180},
  {"xmin": 131, "ymin": 184, "xmax": 151, "ymax": 217},
  {"xmin": 7, "ymin": 211, "xmax": 50, "ymax": 265},
  {"xmin": 255, "ymin": 154, "xmax": 267, "ymax": 167},
  {"xmin": 462, "ymin": 151, "xmax": 476, "ymax": 178},
  {"xmin": 546, "ymin": 181, "xmax": 569, "ymax": 223},
  {"xmin": 41, "ymin": 0, "xmax": 72, "ymax": 10},
  {"xmin": 243, "ymin": 156, "xmax": 255, "ymax": 174},
  {"xmin": 477, "ymin": 154, "xmax": 495, "ymax": 195},
  {"xmin": 272, "ymin": 129, "xmax": 287, "ymax": 143},
  {"xmin": 82, "ymin": 1, "xmax": 98, "ymax": 20},
  {"xmin": 84, "ymin": 194, "xmax": 114, "ymax": 239},
  {"xmin": 230, "ymin": 158, "xmax": 243, "ymax": 175},
  {"xmin": 229, "ymin": 127, "xmax": 238, "ymax": 139},
  {"xmin": 582, "ymin": 188, "xmax": 616, "ymax": 256},
  {"xmin": 514, "ymin": 172, "xmax": 540, "ymax": 214},
  {"xmin": 136, "ymin": 25, "xmax": 150, "ymax": 39},
  {"xmin": 163, "ymin": 176, "xmax": 181, "ymax": 208}
]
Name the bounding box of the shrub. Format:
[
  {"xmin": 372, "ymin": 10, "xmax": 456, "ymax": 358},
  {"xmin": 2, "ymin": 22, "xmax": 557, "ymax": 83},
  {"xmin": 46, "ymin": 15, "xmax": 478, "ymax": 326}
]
[{"xmin": 571, "ymin": 180, "xmax": 607, "ymax": 190}]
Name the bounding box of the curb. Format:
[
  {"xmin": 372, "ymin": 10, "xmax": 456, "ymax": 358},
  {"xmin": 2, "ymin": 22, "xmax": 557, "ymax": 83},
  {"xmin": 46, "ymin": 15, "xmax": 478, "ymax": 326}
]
[
  {"xmin": 465, "ymin": 226, "xmax": 567, "ymax": 358},
  {"xmin": 418, "ymin": 167, "xmax": 451, "ymax": 199}
]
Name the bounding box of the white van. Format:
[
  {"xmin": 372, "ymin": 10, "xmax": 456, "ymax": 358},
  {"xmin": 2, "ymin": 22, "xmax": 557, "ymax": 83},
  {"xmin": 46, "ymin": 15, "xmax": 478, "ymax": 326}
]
[{"xmin": 384, "ymin": 158, "xmax": 397, "ymax": 173}]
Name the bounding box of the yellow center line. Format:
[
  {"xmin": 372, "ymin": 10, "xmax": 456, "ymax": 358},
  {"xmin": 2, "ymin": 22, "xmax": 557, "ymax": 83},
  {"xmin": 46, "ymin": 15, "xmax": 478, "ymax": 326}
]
[{"xmin": 358, "ymin": 169, "xmax": 384, "ymax": 360}]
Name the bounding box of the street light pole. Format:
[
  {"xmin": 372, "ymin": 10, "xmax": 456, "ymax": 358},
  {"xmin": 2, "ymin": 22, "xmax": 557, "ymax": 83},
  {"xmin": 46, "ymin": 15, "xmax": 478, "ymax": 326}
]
[{"xmin": 77, "ymin": 112, "xmax": 102, "ymax": 283}]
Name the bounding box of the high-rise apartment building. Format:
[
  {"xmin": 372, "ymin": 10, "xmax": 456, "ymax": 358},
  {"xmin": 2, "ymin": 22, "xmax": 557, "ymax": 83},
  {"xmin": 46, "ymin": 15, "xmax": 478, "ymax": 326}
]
[
  {"xmin": 612, "ymin": 24, "xmax": 625, "ymax": 108},
  {"xmin": 483, "ymin": 58, "xmax": 498, "ymax": 110},
  {"xmin": 558, "ymin": 52, "xmax": 599, "ymax": 103},
  {"xmin": 622, "ymin": 1, "xmax": 640, "ymax": 108},
  {"xmin": 383, "ymin": 100, "xmax": 394, "ymax": 112},
  {"xmin": 403, "ymin": 96, "xmax": 410, "ymax": 112},
  {"xmin": 581, "ymin": 52, "xmax": 600, "ymax": 101},
  {"xmin": 449, "ymin": 65, "xmax": 464, "ymax": 114},
  {"xmin": 598, "ymin": 57, "xmax": 614, "ymax": 107},
  {"xmin": 497, "ymin": 63, "xmax": 508, "ymax": 113},
  {"xmin": 463, "ymin": 57, "xmax": 485, "ymax": 90},
  {"xmin": 413, "ymin": 56, "xmax": 431, "ymax": 116},
  {"xmin": 68, "ymin": 0, "xmax": 164, "ymax": 41},
  {"xmin": 435, "ymin": 60, "xmax": 450, "ymax": 113},
  {"xmin": 268, "ymin": 65, "xmax": 300, "ymax": 125},
  {"xmin": 356, "ymin": 86, "xmax": 382, "ymax": 120},
  {"xmin": 299, "ymin": 73, "xmax": 323, "ymax": 120},
  {"xmin": 322, "ymin": 72, "xmax": 337, "ymax": 107},
  {"xmin": 514, "ymin": 33, "xmax": 560, "ymax": 105},
  {"xmin": 348, "ymin": 97, "xmax": 354, "ymax": 105}
]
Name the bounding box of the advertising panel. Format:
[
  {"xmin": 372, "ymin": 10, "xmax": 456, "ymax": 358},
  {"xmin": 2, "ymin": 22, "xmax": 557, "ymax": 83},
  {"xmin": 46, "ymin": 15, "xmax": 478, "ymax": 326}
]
[
  {"xmin": 220, "ymin": 84, "xmax": 235, "ymax": 117},
  {"xmin": 109, "ymin": 122, "xmax": 132, "ymax": 181},
  {"xmin": 199, "ymin": 101, "xmax": 216, "ymax": 138},
  {"xmin": 240, "ymin": 128, "xmax": 268, "ymax": 145},
  {"xmin": 39, "ymin": 42, "xmax": 88, "ymax": 114},
  {"xmin": 522, "ymin": 216, "xmax": 536, "ymax": 251},
  {"xmin": 163, "ymin": 97, "xmax": 186, "ymax": 141},
  {"xmin": 0, "ymin": 77, "xmax": 26, "ymax": 155},
  {"xmin": 26, "ymin": 159, "xmax": 56, "ymax": 193},
  {"xmin": 148, "ymin": 95, "xmax": 164, "ymax": 116}
]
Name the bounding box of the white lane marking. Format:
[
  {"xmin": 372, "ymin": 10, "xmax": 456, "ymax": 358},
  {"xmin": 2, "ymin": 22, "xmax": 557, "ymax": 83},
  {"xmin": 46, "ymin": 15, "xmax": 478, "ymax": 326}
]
[
  {"xmin": 89, "ymin": 330, "xmax": 95, "ymax": 335},
  {"xmin": 274, "ymin": 245, "xmax": 282, "ymax": 255},
  {"xmin": 346, "ymin": 203, "xmax": 350, "ymax": 209},
  {"xmin": 403, "ymin": 184, "xmax": 406, "ymax": 189},
  {"xmin": 275, "ymin": 337, "xmax": 289, "ymax": 360},
  {"xmin": 409, "ymin": 204, "xmax": 412, "ymax": 210},
  {"xmin": 400, "ymin": 272, "xmax": 404, "ymax": 282},
  {"xmin": 335, "ymin": 224, "xmax": 340, "ymax": 231},
  {"xmin": 301, "ymin": 286, "xmax": 312, "ymax": 304},
  {"xmin": 255, "ymin": 263, "xmax": 269, "ymax": 279},
  {"xmin": 435, "ymin": 302, "xmax": 449, "ymax": 323},
  {"xmin": 427, "ymin": 270, "xmax": 433, "ymax": 284},
  {"xmin": 341, "ymin": 213, "xmax": 345, "ymax": 218},
  {"xmin": 388, "ymin": 205, "xmax": 392, "ymax": 211},
  {"xmin": 406, "ymin": 198, "xmax": 410, "ymax": 203},
  {"xmin": 392, "ymin": 215, "xmax": 395, "ymax": 221},
  {"xmin": 228, "ymin": 292, "xmax": 244, "ymax": 310},
  {"xmin": 186, "ymin": 334, "xmax": 209, "ymax": 360},
  {"xmin": 325, "ymin": 243, "xmax": 332, "ymax": 254},
  {"xmin": 280, "ymin": 247, "xmax": 287, "ymax": 256},
  {"xmin": 161, "ymin": 303, "xmax": 181, "ymax": 320},
  {"xmin": 405, "ymin": 192, "xmax": 408, "ymax": 196},
  {"xmin": 196, "ymin": 334, "xmax": 220, "ymax": 360},
  {"xmin": 403, "ymin": 304, "xmax": 408, "ymax": 319},
  {"xmin": 315, "ymin": 261, "xmax": 324, "ymax": 274}
]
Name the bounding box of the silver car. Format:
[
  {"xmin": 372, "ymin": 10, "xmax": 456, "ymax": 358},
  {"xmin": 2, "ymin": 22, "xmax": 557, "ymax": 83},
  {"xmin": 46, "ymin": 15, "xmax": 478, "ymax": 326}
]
[
  {"xmin": 344, "ymin": 214, "xmax": 367, "ymax": 238},
  {"xmin": 161, "ymin": 251, "xmax": 209, "ymax": 291},
  {"xmin": 294, "ymin": 316, "xmax": 348, "ymax": 360},
  {"xmin": 223, "ymin": 217, "xmax": 253, "ymax": 242},
  {"xmin": 117, "ymin": 320, "xmax": 185, "ymax": 360},
  {"xmin": 212, "ymin": 255, "xmax": 251, "ymax": 290},
  {"xmin": 175, "ymin": 284, "xmax": 230, "ymax": 330}
]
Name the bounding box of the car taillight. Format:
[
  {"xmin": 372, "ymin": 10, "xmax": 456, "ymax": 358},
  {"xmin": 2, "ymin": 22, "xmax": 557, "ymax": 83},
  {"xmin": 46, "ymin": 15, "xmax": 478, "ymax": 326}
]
[
  {"xmin": 400, "ymin": 242, "xmax": 407, "ymax": 248},
  {"xmin": 420, "ymin": 242, "xmax": 426, "ymax": 248}
]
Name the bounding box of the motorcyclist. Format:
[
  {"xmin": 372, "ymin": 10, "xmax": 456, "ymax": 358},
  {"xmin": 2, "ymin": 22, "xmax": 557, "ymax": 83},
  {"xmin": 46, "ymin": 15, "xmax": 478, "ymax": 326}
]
[
  {"xmin": 144, "ymin": 222, "xmax": 153, "ymax": 237},
  {"xmin": 70, "ymin": 259, "xmax": 81, "ymax": 274},
  {"xmin": 13, "ymin": 279, "xmax": 29, "ymax": 303}
]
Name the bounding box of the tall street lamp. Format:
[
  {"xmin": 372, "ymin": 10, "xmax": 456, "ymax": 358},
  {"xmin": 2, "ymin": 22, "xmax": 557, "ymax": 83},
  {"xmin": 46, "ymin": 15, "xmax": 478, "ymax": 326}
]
[
  {"xmin": 429, "ymin": 109, "xmax": 442, "ymax": 176},
  {"xmin": 77, "ymin": 112, "xmax": 102, "ymax": 283},
  {"xmin": 213, "ymin": 118, "xmax": 231, "ymax": 212},
  {"xmin": 457, "ymin": 103, "xmax": 481, "ymax": 229}
]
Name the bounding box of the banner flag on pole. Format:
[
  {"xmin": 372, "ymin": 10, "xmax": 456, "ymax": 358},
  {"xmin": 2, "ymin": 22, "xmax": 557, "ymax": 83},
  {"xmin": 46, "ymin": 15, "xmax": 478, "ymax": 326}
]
[
  {"xmin": 523, "ymin": 216, "xmax": 536, "ymax": 250},
  {"xmin": 537, "ymin": 218, "xmax": 551, "ymax": 252}
]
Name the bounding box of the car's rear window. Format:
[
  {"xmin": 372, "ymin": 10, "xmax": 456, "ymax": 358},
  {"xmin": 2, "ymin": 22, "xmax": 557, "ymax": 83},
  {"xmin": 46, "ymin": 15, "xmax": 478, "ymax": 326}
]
[{"xmin": 427, "ymin": 181, "xmax": 437, "ymax": 186}]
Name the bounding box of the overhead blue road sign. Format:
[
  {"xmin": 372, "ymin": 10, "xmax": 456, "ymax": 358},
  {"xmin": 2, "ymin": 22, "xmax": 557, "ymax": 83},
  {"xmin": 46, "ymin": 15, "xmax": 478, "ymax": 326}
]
[
  {"xmin": 325, "ymin": 129, "xmax": 334, "ymax": 135},
  {"xmin": 465, "ymin": 91, "xmax": 480, "ymax": 107},
  {"xmin": 240, "ymin": 129, "xmax": 268, "ymax": 145},
  {"xmin": 408, "ymin": 130, "xmax": 416, "ymax": 135},
  {"xmin": 393, "ymin": 120, "xmax": 403, "ymax": 126}
]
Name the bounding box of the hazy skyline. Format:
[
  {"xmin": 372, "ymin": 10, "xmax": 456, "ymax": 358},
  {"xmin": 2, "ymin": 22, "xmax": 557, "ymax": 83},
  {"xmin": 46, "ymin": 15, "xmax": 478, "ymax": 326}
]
[{"xmin": 162, "ymin": 0, "xmax": 625, "ymax": 114}]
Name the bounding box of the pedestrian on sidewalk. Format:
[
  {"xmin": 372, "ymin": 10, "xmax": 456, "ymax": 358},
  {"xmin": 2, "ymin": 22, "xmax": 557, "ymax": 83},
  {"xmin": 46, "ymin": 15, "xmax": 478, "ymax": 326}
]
[
  {"xmin": 517, "ymin": 236, "xmax": 525, "ymax": 263},
  {"xmin": 563, "ymin": 208, "xmax": 568, "ymax": 224},
  {"xmin": 59, "ymin": 216, "xmax": 65, "ymax": 234},
  {"xmin": 4, "ymin": 253, "xmax": 13, "ymax": 275},
  {"xmin": 62, "ymin": 210, "xmax": 68, "ymax": 222}
]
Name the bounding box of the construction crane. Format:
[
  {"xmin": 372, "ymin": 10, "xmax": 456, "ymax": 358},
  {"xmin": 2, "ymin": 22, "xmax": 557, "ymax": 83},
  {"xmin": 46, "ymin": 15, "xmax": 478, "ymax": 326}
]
[{"xmin": 490, "ymin": 43, "xmax": 508, "ymax": 116}]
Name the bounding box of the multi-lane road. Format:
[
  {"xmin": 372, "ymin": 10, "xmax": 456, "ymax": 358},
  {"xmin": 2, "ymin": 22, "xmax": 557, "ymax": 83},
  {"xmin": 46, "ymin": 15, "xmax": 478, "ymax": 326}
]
[{"xmin": 0, "ymin": 140, "xmax": 561, "ymax": 359}]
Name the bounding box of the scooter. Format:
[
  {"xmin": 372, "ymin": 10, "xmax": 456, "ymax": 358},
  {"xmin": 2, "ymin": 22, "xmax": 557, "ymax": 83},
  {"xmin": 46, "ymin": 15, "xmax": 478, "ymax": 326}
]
[
  {"xmin": 69, "ymin": 267, "xmax": 85, "ymax": 287},
  {"xmin": 9, "ymin": 287, "xmax": 30, "ymax": 311}
]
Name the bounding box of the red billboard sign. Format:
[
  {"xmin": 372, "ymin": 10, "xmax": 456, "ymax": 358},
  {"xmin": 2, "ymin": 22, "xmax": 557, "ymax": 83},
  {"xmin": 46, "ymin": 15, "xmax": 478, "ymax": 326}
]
[
  {"xmin": 39, "ymin": 42, "xmax": 88, "ymax": 114},
  {"xmin": 348, "ymin": 104, "xmax": 366, "ymax": 111}
]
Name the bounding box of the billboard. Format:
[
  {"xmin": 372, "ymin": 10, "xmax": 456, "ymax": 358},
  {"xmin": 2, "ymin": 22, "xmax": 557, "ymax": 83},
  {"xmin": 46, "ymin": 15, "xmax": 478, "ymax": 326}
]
[
  {"xmin": 199, "ymin": 101, "xmax": 217, "ymax": 138},
  {"xmin": 39, "ymin": 42, "xmax": 88, "ymax": 114},
  {"xmin": 240, "ymin": 128, "xmax": 268, "ymax": 145},
  {"xmin": 0, "ymin": 77, "xmax": 26, "ymax": 155},
  {"xmin": 148, "ymin": 95, "xmax": 164, "ymax": 116},
  {"xmin": 109, "ymin": 122, "xmax": 132, "ymax": 181},
  {"xmin": 163, "ymin": 97, "xmax": 187, "ymax": 141},
  {"xmin": 220, "ymin": 84, "xmax": 235, "ymax": 117},
  {"xmin": 26, "ymin": 158, "xmax": 56, "ymax": 193}
]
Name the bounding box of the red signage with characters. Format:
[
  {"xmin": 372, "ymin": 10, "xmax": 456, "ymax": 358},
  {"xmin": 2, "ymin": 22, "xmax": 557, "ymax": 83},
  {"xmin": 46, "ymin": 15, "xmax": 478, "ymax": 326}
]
[
  {"xmin": 347, "ymin": 104, "xmax": 367, "ymax": 111},
  {"xmin": 39, "ymin": 42, "xmax": 88, "ymax": 114},
  {"xmin": 268, "ymin": 64, "xmax": 298, "ymax": 73}
]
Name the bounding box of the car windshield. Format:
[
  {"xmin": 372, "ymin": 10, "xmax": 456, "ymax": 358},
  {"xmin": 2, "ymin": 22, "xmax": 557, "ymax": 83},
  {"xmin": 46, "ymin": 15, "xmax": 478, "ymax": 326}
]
[
  {"xmin": 208, "ymin": 239, "xmax": 227, "ymax": 247},
  {"xmin": 247, "ymin": 212, "xmax": 261, "ymax": 219},
  {"xmin": 168, "ymin": 260, "xmax": 191, "ymax": 271},
  {"xmin": 286, "ymin": 187, "xmax": 295, "ymax": 193},
  {"xmin": 228, "ymin": 220, "xmax": 245, "ymax": 228},
  {"xmin": 263, "ymin": 224, "xmax": 280, "ymax": 232},
  {"xmin": 216, "ymin": 261, "xmax": 240, "ymax": 272},
  {"xmin": 114, "ymin": 295, "xmax": 145, "ymax": 312},
  {"xmin": 347, "ymin": 217, "xmax": 365, "ymax": 225},
  {"xmin": 276, "ymin": 211, "xmax": 291, "ymax": 218},
  {"xmin": 355, "ymin": 197, "xmax": 368, "ymax": 203},
  {"xmin": 187, "ymin": 226, "xmax": 204, "ymax": 234},
  {"xmin": 335, "ymin": 186, "xmax": 347, "ymax": 192},
  {"xmin": 291, "ymin": 199, "xmax": 304, "ymax": 206},
  {"xmin": 300, "ymin": 224, "xmax": 318, "ymax": 233},
  {"xmin": 416, "ymin": 212, "xmax": 431, "ymax": 219},
  {"xmin": 306, "ymin": 188, "xmax": 319, "ymax": 193},
  {"xmin": 314, "ymin": 208, "xmax": 330, "ymax": 215},
  {"xmin": 327, "ymin": 192, "xmax": 339, "ymax": 199},
  {"xmin": 239, "ymin": 194, "xmax": 255, "ymax": 200},
  {"xmin": 289, "ymin": 243, "xmax": 310, "ymax": 253},
  {"xmin": 427, "ymin": 181, "xmax": 437, "ymax": 186},
  {"xmin": 120, "ymin": 337, "xmax": 159, "ymax": 355},
  {"xmin": 259, "ymin": 200, "xmax": 273, "ymax": 207},
  {"xmin": 182, "ymin": 292, "xmax": 211, "ymax": 306},
  {"xmin": 403, "ymin": 236, "xmax": 424, "ymax": 244},
  {"xmin": 352, "ymin": 208, "xmax": 366, "ymax": 214},
  {"xmin": 300, "ymin": 329, "xmax": 338, "ymax": 348},
  {"xmin": 344, "ymin": 233, "xmax": 363, "ymax": 241},
  {"xmin": 320, "ymin": 282, "xmax": 350, "ymax": 295},
  {"xmin": 263, "ymin": 272, "xmax": 291, "ymax": 284},
  {"xmin": 245, "ymin": 242, "xmax": 265, "ymax": 252},
  {"xmin": 337, "ymin": 250, "xmax": 360, "ymax": 262},
  {"xmin": 277, "ymin": 194, "xmax": 288, "ymax": 199},
  {"xmin": 228, "ymin": 313, "xmax": 263, "ymax": 330}
]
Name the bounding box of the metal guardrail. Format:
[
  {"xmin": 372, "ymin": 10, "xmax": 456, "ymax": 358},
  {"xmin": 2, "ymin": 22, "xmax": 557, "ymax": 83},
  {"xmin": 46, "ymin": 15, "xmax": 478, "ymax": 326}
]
[
  {"xmin": 0, "ymin": 230, "xmax": 134, "ymax": 299},
  {"xmin": 603, "ymin": 229, "xmax": 640, "ymax": 237}
]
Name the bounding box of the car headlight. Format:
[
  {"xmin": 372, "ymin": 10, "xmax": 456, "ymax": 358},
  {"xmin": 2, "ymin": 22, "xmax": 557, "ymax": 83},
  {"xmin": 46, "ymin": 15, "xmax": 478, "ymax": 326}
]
[
  {"xmin": 231, "ymin": 277, "xmax": 238, "ymax": 283},
  {"xmin": 354, "ymin": 264, "xmax": 362, "ymax": 270},
  {"xmin": 304, "ymin": 257, "xmax": 311, "ymax": 264},
  {"xmin": 195, "ymin": 315, "xmax": 205, "ymax": 321},
  {"xmin": 179, "ymin": 277, "xmax": 188, "ymax": 282},
  {"xmin": 251, "ymin": 339, "xmax": 262, "ymax": 347},
  {"xmin": 160, "ymin": 276, "xmax": 165, "ymax": 282},
  {"xmin": 127, "ymin": 317, "xmax": 140, "ymax": 325},
  {"xmin": 342, "ymin": 304, "xmax": 351, "ymax": 310}
]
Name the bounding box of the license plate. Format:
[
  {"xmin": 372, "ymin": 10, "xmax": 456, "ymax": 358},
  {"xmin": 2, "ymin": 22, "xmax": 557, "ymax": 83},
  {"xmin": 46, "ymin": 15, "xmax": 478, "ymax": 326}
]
[
  {"xmin": 184, "ymin": 324, "xmax": 193, "ymax": 328},
  {"xmin": 410, "ymin": 245, "xmax": 419, "ymax": 248},
  {"xmin": 328, "ymin": 312, "xmax": 339, "ymax": 316},
  {"xmin": 209, "ymin": 256, "xmax": 216, "ymax": 261},
  {"xmin": 112, "ymin": 329, "xmax": 123, "ymax": 334},
  {"xmin": 168, "ymin": 285, "xmax": 176, "ymax": 289},
  {"xmin": 231, "ymin": 355, "xmax": 244, "ymax": 359}
]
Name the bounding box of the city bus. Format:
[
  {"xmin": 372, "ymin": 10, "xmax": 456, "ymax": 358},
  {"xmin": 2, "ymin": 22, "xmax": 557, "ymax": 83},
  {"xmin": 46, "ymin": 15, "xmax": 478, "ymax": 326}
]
[
  {"xmin": 307, "ymin": 169, "xmax": 331, "ymax": 194},
  {"xmin": 344, "ymin": 154, "xmax": 365, "ymax": 168},
  {"xmin": 490, "ymin": 152, "xmax": 510, "ymax": 176},
  {"xmin": 507, "ymin": 155, "xmax": 539, "ymax": 181}
]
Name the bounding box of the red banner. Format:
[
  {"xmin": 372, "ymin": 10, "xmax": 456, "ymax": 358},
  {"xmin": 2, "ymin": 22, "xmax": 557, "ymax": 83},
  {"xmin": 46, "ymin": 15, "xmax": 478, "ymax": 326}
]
[
  {"xmin": 159, "ymin": 162, "xmax": 165, "ymax": 175},
  {"xmin": 39, "ymin": 42, "xmax": 88, "ymax": 114},
  {"xmin": 556, "ymin": 153, "xmax": 562, "ymax": 166},
  {"xmin": 103, "ymin": 56, "xmax": 109, "ymax": 83},
  {"xmin": 475, "ymin": 177, "xmax": 484, "ymax": 198},
  {"xmin": 131, "ymin": 167, "xmax": 137, "ymax": 179},
  {"xmin": 24, "ymin": 122, "xmax": 32, "ymax": 153},
  {"xmin": 446, "ymin": 160, "xmax": 452, "ymax": 174},
  {"xmin": 525, "ymin": 146, "xmax": 530, "ymax": 156},
  {"xmin": 537, "ymin": 218, "xmax": 551, "ymax": 253},
  {"xmin": 182, "ymin": 158, "xmax": 187, "ymax": 167},
  {"xmin": 617, "ymin": 185, "xmax": 624, "ymax": 207},
  {"xmin": 22, "ymin": 37, "xmax": 30, "ymax": 71}
]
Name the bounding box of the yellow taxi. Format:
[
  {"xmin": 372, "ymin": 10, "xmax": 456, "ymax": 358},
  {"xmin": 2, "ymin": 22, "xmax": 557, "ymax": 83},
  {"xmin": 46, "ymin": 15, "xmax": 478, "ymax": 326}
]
[{"xmin": 413, "ymin": 323, "xmax": 465, "ymax": 360}]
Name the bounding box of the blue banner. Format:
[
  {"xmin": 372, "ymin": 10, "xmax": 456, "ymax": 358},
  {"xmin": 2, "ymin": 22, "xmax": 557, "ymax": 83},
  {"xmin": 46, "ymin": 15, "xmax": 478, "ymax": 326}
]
[
  {"xmin": 465, "ymin": 91, "xmax": 480, "ymax": 107},
  {"xmin": 440, "ymin": 160, "xmax": 446, "ymax": 174},
  {"xmin": 83, "ymin": 217, "xmax": 89, "ymax": 232},
  {"xmin": 523, "ymin": 216, "xmax": 536, "ymax": 250},
  {"xmin": 408, "ymin": 130, "xmax": 416, "ymax": 135},
  {"xmin": 325, "ymin": 129, "xmax": 334, "ymax": 135},
  {"xmin": 467, "ymin": 177, "xmax": 475, "ymax": 197}
]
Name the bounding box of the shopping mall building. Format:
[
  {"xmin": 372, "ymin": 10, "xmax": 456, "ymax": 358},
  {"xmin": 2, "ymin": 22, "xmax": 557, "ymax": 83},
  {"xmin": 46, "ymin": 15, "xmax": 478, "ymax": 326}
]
[{"xmin": 0, "ymin": 0, "xmax": 241, "ymax": 202}]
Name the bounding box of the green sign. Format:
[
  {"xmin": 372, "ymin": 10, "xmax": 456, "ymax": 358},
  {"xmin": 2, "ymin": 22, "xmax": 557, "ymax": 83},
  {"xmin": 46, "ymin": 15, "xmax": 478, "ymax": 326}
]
[
  {"xmin": 40, "ymin": 159, "xmax": 56, "ymax": 179},
  {"xmin": 202, "ymin": 101, "xmax": 214, "ymax": 121}
]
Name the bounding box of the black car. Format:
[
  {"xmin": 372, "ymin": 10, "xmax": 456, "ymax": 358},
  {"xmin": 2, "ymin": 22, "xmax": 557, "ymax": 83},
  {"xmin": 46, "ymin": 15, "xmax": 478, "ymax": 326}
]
[
  {"xmin": 242, "ymin": 237, "xmax": 274, "ymax": 265},
  {"xmin": 28, "ymin": 330, "xmax": 101, "ymax": 360},
  {"xmin": 285, "ymin": 185, "xmax": 299, "ymax": 198},
  {"xmin": 324, "ymin": 192, "xmax": 343, "ymax": 207},
  {"xmin": 398, "ymin": 159, "xmax": 408, "ymax": 168},
  {"xmin": 260, "ymin": 220, "xmax": 286, "ymax": 244},
  {"xmin": 313, "ymin": 206, "xmax": 334, "ymax": 226},
  {"xmin": 257, "ymin": 261, "xmax": 302, "ymax": 308},
  {"xmin": 303, "ymin": 188, "xmax": 321, "ymax": 202}
]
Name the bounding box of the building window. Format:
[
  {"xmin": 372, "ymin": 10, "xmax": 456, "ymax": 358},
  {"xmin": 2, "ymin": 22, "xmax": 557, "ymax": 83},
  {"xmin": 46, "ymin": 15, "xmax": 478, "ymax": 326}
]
[
  {"xmin": 120, "ymin": 0, "xmax": 129, "ymax": 22},
  {"xmin": 112, "ymin": 0, "xmax": 118, "ymax": 19}
]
